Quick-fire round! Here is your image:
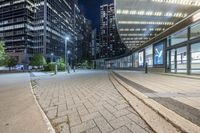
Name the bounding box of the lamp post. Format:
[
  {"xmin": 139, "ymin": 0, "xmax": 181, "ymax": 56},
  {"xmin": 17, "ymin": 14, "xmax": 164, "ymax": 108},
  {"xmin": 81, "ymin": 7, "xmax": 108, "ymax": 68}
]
[
  {"xmin": 65, "ymin": 37, "xmax": 70, "ymax": 73},
  {"xmin": 51, "ymin": 53, "xmax": 54, "ymax": 63}
]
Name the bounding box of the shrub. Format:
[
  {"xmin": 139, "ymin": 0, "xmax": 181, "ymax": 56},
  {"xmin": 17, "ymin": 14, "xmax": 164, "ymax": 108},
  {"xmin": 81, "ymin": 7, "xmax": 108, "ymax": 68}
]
[
  {"xmin": 44, "ymin": 63, "xmax": 55, "ymax": 71},
  {"xmin": 30, "ymin": 54, "xmax": 47, "ymax": 67}
]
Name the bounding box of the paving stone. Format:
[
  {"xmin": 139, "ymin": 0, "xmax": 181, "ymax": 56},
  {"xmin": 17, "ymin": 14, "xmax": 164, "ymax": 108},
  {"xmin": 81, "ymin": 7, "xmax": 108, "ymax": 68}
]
[
  {"xmin": 126, "ymin": 122, "xmax": 148, "ymax": 133},
  {"xmin": 86, "ymin": 127, "xmax": 101, "ymax": 133},
  {"xmin": 94, "ymin": 116, "xmax": 114, "ymax": 133},
  {"xmin": 77, "ymin": 105, "xmax": 89, "ymax": 116},
  {"xmin": 127, "ymin": 113, "xmax": 149, "ymax": 129},
  {"xmin": 71, "ymin": 120, "xmax": 96, "ymax": 133},
  {"xmin": 46, "ymin": 108, "xmax": 57, "ymax": 119},
  {"xmin": 99, "ymin": 108, "xmax": 116, "ymax": 121},
  {"xmin": 110, "ymin": 116, "xmax": 132, "ymax": 129},
  {"xmin": 58, "ymin": 104, "xmax": 67, "ymax": 114},
  {"xmin": 57, "ymin": 110, "xmax": 68, "ymax": 117},
  {"xmin": 52, "ymin": 116, "xmax": 68, "ymax": 126},
  {"xmin": 103, "ymin": 103, "xmax": 118, "ymax": 113},
  {"xmin": 113, "ymin": 109, "xmax": 131, "ymax": 117},
  {"xmin": 111, "ymin": 126, "xmax": 132, "ymax": 133},
  {"xmin": 81, "ymin": 112, "xmax": 101, "ymax": 122},
  {"xmin": 56, "ymin": 123, "xmax": 70, "ymax": 133},
  {"xmin": 87, "ymin": 106, "xmax": 104, "ymax": 113},
  {"xmin": 68, "ymin": 112, "xmax": 82, "ymax": 126},
  {"xmin": 115, "ymin": 103, "xmax": 129, "ymax": 110}
]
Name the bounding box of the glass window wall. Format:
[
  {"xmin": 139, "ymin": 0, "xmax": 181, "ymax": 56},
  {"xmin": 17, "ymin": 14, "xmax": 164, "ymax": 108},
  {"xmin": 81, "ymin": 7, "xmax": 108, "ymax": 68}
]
[
  {"xmin": 170, "ymin": 49, "xmax": 176, "ymax": 73},
  {"xmin": 145, "ymin": 45, "xmax": 153, "ymax": 67},
  {"xmin": 171, "ymin": 28, "xmax": 188, "ymax": 46},
  {"xmin": 134, "ymin": 52, "xmax": 139, "ymax": 68},
  {"xmin": 191, "ymin": 43, "xmax": 200, "ymax": 74},
  {"xmin": 190, "ymin": 21, "xmax": 200, "ymax": 39},
  {"xmin": 139, "ymin": 51, "xmax": 144, "ymax": 67},
  {"xmin": 170, "ymin": 47, "xmax": 187, "ymax": 73},
  {"xmin": 176, "ymin": 47, "xmax": 187, "ymax": 73},
  {"xmin": 127, "ymin": 55, "xmax": 132, "ymax": 67}
]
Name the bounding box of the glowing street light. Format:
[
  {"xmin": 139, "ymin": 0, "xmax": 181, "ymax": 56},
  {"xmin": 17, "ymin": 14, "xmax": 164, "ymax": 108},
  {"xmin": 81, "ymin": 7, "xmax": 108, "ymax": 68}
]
[{"xmin": 50, "ymin": 53, "xmax": 54, "ymax": 63}]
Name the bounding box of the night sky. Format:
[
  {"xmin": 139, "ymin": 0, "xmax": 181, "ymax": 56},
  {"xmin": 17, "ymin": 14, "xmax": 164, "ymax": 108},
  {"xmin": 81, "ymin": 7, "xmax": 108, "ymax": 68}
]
[{"xmin": 78, "ymin": 0, "xmax": 113, "ymax": 29}]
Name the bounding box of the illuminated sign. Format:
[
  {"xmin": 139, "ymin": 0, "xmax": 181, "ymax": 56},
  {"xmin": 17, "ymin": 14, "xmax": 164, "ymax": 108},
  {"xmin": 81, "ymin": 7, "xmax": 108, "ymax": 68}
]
[{"xmin": 154, "ymin": 43, "xmax": 164, "ymax": 65}]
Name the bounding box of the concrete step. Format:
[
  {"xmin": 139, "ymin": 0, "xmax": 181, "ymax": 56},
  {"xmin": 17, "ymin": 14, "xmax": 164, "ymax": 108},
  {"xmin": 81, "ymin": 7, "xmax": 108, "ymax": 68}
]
[{"xmin": 109, "ymin": 72, "xmax": 200, "ymax": 133}]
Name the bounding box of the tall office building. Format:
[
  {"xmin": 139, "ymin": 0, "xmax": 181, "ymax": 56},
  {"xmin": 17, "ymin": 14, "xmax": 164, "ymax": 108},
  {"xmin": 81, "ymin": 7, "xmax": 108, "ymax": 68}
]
[
  {"xmin": 0, "ymin": 0, "xmax": 35, "ymax": 63},
  {"xmin": 34, "ymin": 0, "xmax": 76, "ymax": 62},
  {"xmin": 91, "ymin": 29, "xmax": 101, "ymax": 60},
  {"xmin": 100, "ymin": 3, "xmax": 126, "ymax": 58},
  {"xmin": 0, "ymin": 0, "xmax": 91, "ymax": 64},
  {"xmin": 76, "ymin": 14, "xmax": 92, "ymax": 61}
]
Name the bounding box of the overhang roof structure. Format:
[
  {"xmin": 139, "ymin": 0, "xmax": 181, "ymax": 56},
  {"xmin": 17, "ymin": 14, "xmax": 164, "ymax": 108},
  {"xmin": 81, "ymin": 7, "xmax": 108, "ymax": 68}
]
[{"xmin": 115, "ymin": 0, "xmax": 200, "ymax": 50}]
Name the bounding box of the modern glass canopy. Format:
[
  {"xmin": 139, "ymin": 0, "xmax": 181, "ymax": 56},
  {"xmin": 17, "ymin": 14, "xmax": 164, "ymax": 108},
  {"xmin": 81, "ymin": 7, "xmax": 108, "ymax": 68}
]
[{"xmin": 115, "ymin": 0, "xmax": 200, "ymax": 49}]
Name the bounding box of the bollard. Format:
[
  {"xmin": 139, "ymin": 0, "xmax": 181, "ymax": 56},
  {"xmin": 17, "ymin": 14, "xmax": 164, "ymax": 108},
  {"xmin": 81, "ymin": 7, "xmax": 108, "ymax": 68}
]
[
  {"xmin": 73, "ymin": 66, "xmax": 75, "ymax": 72},
  {"xmin": 145, "ymin": 62, "xmax": 148, "ymax": 74},
  {"xmin": 67, "ymin": 65, "xmax": 70, "ymax": 73},
  {"xmin": 55, "ymin": 64, "xmax": 57, "ymax": 75}
]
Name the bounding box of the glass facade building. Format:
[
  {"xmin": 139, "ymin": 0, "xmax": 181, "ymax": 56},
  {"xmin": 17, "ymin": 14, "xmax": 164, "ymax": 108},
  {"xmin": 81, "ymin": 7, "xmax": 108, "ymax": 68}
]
[
  {"xmin": 0, "ymin": 0, "xmax": 35, "ymax": 63},
  {"xmin": 98, "ymin": 10, "xmax": 200, "ymax": 75},
  {"xmin": 100, "ymin": 3, "xmax": 126, "ymax": 58},
  {"xmin": 0, "ymin": 0, "xmax": 91, "ymax": 64},
  {"xmin": 95, "ymin": 0, "xmax": 200, "ymax": 75}
]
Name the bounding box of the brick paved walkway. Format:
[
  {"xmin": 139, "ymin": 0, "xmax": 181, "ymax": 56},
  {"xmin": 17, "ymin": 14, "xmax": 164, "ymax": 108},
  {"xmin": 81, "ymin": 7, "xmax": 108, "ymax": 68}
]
[{"xmin": 32, "ymin": 71, "xmax": 153, "ymax": 133}]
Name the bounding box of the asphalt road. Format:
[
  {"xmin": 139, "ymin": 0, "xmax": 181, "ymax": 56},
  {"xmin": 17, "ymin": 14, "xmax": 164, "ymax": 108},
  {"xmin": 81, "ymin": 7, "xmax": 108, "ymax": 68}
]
[{"xmin": 0, "ymin": 73, "xmax": 49, "ymax": 133}]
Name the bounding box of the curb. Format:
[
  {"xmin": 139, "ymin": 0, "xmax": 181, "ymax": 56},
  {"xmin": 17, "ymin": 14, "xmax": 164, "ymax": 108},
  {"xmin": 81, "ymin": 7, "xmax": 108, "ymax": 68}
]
[
  {"xmin": 109, "ymin": 73, "xmax": 179, "ymax": 133},
  {"xmin": 161, "ymin": 73, "xmax": 200, "ymax": 80},
  {"xmin": 29, "ymin": 76, "xmax": 56, "ymax": 133},
  {"xmin": 110, "ymin": 72, "xmax": 200, "ymax": 133}
]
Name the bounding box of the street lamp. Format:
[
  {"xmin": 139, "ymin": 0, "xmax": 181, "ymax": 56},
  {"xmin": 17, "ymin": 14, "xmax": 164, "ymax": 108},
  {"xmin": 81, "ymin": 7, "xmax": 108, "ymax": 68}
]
[
  {"xmin": 51, "ymin": 53, "xmax": 54, "ymax": 63},
  {"xmin": 65, "ymin": 36, "xmax": 70, "ymax": 73}
]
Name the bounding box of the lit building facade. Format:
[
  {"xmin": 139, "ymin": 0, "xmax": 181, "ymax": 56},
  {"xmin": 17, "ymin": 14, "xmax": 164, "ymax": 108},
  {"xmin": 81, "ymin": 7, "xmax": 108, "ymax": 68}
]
[
  {"xmin": 0, "ymin": 0, "xmax": 91, "ymax": 64},
  {"xmin": 76, "ymin": 14, "xmax": 92, "ymax": 62},
  {"xmin": 100, "ymin": 3, "xmax": 126, "ymax": 58},
  {"xmin": 34, "ymin": 0, "xmax": 76, "ymax": 62},
  {"xmin": 97, "ymin": 0, "xmax": 200, "ymax": 75},
  {"xmin": 0, "ymin": 0, "xmax": 35, "ymax": 63}
]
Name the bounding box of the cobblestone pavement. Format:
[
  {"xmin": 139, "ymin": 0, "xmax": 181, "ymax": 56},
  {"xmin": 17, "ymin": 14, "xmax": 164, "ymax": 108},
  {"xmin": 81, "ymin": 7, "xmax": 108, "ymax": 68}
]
[{"xmin": 32, "ymin": 70, "xmax": 153, "ymax": 133}]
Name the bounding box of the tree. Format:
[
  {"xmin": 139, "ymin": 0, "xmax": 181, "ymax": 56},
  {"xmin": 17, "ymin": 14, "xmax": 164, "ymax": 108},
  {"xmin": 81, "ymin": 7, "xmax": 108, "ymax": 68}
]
[
  {"xmin": 7, "ymin": 58, "xmax": 17, "ymax": 71},
  {"xmin": 30, "ymin": 54, "xmax": 47, "ymax": 67},
  {"xmin": 0, "ymin": 41, "xmax": 7, "ymax": 66}
]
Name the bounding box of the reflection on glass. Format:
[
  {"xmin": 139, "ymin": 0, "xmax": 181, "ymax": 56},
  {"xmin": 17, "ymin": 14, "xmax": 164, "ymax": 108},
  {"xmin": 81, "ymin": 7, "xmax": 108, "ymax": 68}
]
[
  {"xmin": 170, "ymin": 49, "xmax": 175, "ymax": 73},
  {"xmin": 191, "ymin": 21, "xmax": 200, "ymax": 39},
  {"xmin": 145, "ymin": 45, "xmax": 153, "ymax": 67},
  {"xmin": 176, "ymin": 47, "xmax": 187, "ymax": 73},
  {"xmin": 127, "ymin": 55, "xmax": 132, "ymax": 67},
  {"xmin": 134, "ymin": 52, "xmax": 139, "ymax": 68},
  {"xmin": 191, "ymin": 43, "xmax": 200, "ymax": 74},
  {"xmin": 171, "ymin": 28, "xmax": 188, "ymax": 45}
]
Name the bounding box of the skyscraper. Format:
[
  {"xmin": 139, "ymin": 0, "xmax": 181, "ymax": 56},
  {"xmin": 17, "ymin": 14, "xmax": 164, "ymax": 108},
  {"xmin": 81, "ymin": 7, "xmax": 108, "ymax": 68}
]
[
  {"xmin": 0, "ymin": 0, "xmax": 35, "ymax": 63},
  {"xmin": 34, "ymin": 0, "xmax": 76, "ymax": 62},
  {"xmin": 100, "ymin": 3, "xmax": 126, "ymax": 58},
  {"xmin": 0, "ymin": 0, "xmax": 91, "ymax": 64}
]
